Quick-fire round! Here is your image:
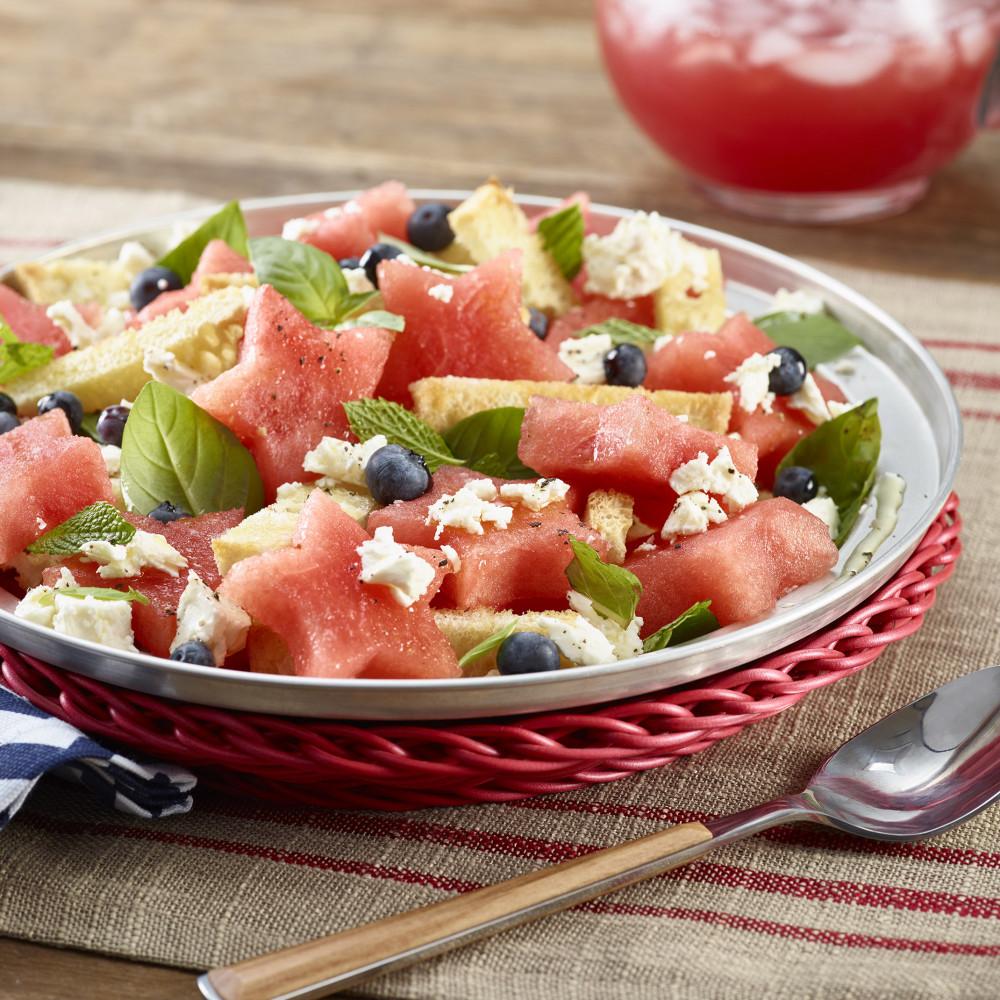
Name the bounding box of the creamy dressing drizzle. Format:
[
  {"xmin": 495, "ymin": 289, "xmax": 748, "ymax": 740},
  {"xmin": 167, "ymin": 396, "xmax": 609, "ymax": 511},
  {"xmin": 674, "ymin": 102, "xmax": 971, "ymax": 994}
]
[{"xmin": 839, "ymin": 472, "xmax": 907, "ymax": 579}]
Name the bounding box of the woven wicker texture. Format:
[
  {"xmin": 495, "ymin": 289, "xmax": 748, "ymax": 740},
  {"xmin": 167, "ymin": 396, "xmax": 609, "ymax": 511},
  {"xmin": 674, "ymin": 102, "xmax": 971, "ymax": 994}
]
[{"xmin": 0, "ymin": 494, "xmax": 960, "ymax": 811}]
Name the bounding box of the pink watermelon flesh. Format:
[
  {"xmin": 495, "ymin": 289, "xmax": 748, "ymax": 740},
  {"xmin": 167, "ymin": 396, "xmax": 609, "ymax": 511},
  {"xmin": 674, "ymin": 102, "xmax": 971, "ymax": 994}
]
[
  {"xmin": 368, "ymin": 465, "xmax": 606, "ymax": 611},
  {"xmin": 544, "ymin": 294, "xmax": 655, "ymax": 350},
  {"xmin": 219, "ymin": 489, "xmax": 460, "ymax": 680},
  {"xmin": 374, "ymin": 250, "xmax": 575, "ymax": 407},
  {"xmin": 44, "ymin": 508, "xmax": 243, "ymax": 657},
  {"xmin": 626, "ymin": 496, "xmax": 839, "ymax": 632},
  {"xmin": 0, "ymin": 285, "xmax": 72, "ymax": 357},
  {"xmin": 518, "ymin": 393, "xmax": 758, "ymax": 508},
  {"xmin": 190, "ymin": 284, "xmax": 395, "ymax": 501},
  {"xmin": 0, "ymin": 410, "xmax": 116, "ymax": 564}
]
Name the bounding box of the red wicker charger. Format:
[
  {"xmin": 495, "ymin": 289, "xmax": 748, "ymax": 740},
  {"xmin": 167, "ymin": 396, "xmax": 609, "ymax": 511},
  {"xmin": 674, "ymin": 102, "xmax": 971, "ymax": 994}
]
[{"xmin": 0, "ymin": 494, "xmax": 961, "ymax": 811}]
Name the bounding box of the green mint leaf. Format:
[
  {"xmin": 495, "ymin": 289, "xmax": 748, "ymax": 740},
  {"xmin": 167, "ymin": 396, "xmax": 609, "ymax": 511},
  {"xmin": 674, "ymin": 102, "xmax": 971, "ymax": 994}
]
[
  {"xmin": 565, "ymin": 537, "xmax": 642, "ymax": 629},
  {"xmin": 157, "ymin": 200, "xmax": 249, "ymax": 284},
  {"xmin": 27, "ymin": 501, "xmax": 136, "ymax": 555},
  {"xmin": 574, "ymin": 317, "xmax": 661, "ymax": 347},
  {"xmin": 537, "ymin": 202, "xmax": 585, "ymax": 281},
  {"xmin": 442, "ymin": 407, "xmax": 538, "ymax": 479},
  {"xmin": 0, "ymin": 315, "xmax": 55, "ymax": 382},
  {"xmin": 343, "ymin": 397, "xmax": 461, "ymax": 474},
  {"xmin": 642, "ymin": 601, "xmax": 718, "ymax": 653},
  {"xmin": 377, "ymin": 235, "xmax": 473, "ymax": 273},
  {"xmin": 457, "ymin": 620, "xmax": 518, "ymax": 671},
  {"xmin": 36, "ymin": 586, "xmax": 150, "ymax": 607},
  {"xmin": 79, "ymin": 411, "xmax": 101, "ymax": 442},
  {"xmin": 776, "ymin": 397, "xmax": 880, "ymax": 547},
  {"xmin": 337, "ymin": 309, "xmax": 405, "ymax": 333},
  {"xmin": 119, "ymin": 381, "xmax": 265, "ymax": 518},
  {"xmin": 754, "ymin": 311, "xmax": 865, "ymax": 368}
]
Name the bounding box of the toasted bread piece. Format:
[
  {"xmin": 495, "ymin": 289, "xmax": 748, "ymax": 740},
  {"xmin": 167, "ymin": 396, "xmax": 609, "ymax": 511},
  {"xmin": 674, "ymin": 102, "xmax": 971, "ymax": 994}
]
[
  {"xmin": 2, "ymin": 284, "xmax": 251, "ymax": 414},
  {"xmin": 653, "ymin": 246, "xmax": 726, "ymax": 337},
  {"xmin": 212, "ymin": 482, "xmax": 377, "ymax": 576},
  {"xmin": 433, "ymin": 607, "xmax": 580, "ymax": 676},
  {"xmin": 13, "ymin": 258, "xmax": 132, "ymax": 305},
  {"xmin": 199, "ymin": 271, "xmax": 258, "ymax": 294},
  {"xmin": 584, "ymin": 490, "xmax": 634, "ymax": 566},
  {"xmin": 410, "ymin": 376, "xmax": 732, "ymax": 434},
  {"xmin": 446, "ymin": 179, "xmax": 577, "ymax": 317}
]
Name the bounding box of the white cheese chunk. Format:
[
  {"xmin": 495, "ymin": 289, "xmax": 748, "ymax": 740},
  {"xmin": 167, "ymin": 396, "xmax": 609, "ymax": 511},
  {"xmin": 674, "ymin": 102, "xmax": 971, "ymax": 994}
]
[
  {"xmin": 80, "ymin": 530, "xmax": 188, "ymax": 579},
  {"xmin": 534, "ymin": 613, "xmax": 617, "ymax": 666},
  {"xmin": 426, "ymin": 481, "xmax": 513, "ymax": 540},
  {"xmin": 558, "ymin": 333, "xmax": 612, "ymax": 384},
  {"xmin": 724, "ymin": 351, "xmax": 781, "ymax": 414},
  {"xmin": 440, "ymin": 544, "xmax": 462, "ymax": 573},
  {"xmin": 46, "ymin": 301, "xmax": 104, "ymax": 350},
  {"xmin": 281, "ymin": 215, "xmax": 321, "ymax": 241},
  {"xmin": 117, "ymin": 240, "xmax": 156, "ymax": 278},
  {"xmin": 343, "ymin": 267, "xmax": 375, "ymax": 295},
  {"xmin": 768, "ymin": 287, "xmax": 825, "ymax": 315},
  {"xmin": 668, "ymin": 446, "xmax": 758, "ymax": 512},
  {"xmin": 499, "ymin": 478, "xmax": 570, "ymax": 512},
  {"xmin": 802, "ymin": 494, "xmax": 840, "ymax": 539},
  {"xmin": 786, "ymin": 372, "xmax": 831, "ymax": 425},
  {"xmin": 357, "ymin": 526, "xmax": 436, "ymax": 607},
  {"xmin": 169, "ymin": 571, "xmax": 250, "ymax": 666},
  {"xmin": 303, "ymin": 434, "xmax": 388, "ymax": 489},
  {"xmin": 51, "ymin": 594, "xmax": 138, "ymax": 651},
  {"xmin": 143, "ymin": 345, "xmax": 210, "ymax": 395},
  {"xmin": 428, "ymin": 283, "xmax": 454, "ymax": 303},
  {"xmin": 566, "ymin": 590, "xmax": 644, "ymax": 660},
  {"xmin": 661, "ymin": 490, "xmax": 728, "ymax": 539}
]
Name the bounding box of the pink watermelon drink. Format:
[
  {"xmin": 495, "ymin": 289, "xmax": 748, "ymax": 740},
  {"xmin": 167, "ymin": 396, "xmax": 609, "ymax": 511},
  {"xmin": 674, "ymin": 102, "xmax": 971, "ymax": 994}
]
[{"xmin": 596, "ymin": 0, "xmax": 1000, "ymax": 221}]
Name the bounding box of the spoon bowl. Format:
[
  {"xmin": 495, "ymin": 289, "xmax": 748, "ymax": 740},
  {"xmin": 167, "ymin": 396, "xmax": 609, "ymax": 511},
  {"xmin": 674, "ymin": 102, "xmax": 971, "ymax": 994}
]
[{"xmin": 199, "ymin": 666, "xmax": 1000, "ymax": 1000}]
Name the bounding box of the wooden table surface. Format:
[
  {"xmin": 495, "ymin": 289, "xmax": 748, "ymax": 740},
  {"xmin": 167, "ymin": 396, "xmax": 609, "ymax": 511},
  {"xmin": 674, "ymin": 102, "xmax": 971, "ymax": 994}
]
[{"xmin": 0, "ymin": 1, "xmax": 997, "ymax": 997}]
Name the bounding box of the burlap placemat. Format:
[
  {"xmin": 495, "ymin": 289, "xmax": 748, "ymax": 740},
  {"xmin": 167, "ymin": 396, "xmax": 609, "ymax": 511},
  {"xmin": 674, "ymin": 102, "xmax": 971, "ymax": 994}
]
[{"xmin": 0, "ymin": 180, "xmax": 998, "ymax": 1000}]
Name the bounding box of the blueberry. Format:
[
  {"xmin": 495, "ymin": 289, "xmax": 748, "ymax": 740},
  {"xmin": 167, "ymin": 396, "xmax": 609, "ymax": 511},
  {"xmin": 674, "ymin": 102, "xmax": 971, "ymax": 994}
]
[
  {"xmin": 37, "ymin": 390, "xmax": 84, "ymax": 434},
  {"xmin": 0, "ymin": 412, "xmax": 19, "ymax": 435},
  {"xmin": 773, "ymin": 465, "xmax": 819, "ymax": 504},
  {"xmin": 496, "ymin": 631, "xmax": 562, "ymax": 675},
  {"xmin": 95, "ymin": 404, "xmax": 131, "ymax": 447},
  {"xmin": 149, "ymin": 500, "xmax": 191, "ymax": 523},
  {"xmin": 170, "ymin": 641, "xmax": 215, "ymax": 666},
  {"xmin": 337, "ymin": 256, "xmax": 362, "ymax": 271},
  {"xmin": 527, "ymin": 308, "xmax": 549, "ymax": 340},
  {"xmin": 406, "ymin": 202, "xmax": 455, "ymax": 252},
  {"xmin": 364, "ymin": 444, "xmax": 432, "ymax": 506},
  {"xmin": 767, "ymin": 346, "xmax": 808, "ymax": 396},
  {"xmin": 359, "ymin": 242, "xmax": 405, "ymax": 289},
  {"xmin": 129, "ymin": 265, "xmax": 183, "ymax": 312},
  {"xmin": 603, "ymin": 343, "xmax": 647, "ymax": 387},
  {"xmin": 0, "ymin": 392, "xmax": 16, "ymax": 416}
]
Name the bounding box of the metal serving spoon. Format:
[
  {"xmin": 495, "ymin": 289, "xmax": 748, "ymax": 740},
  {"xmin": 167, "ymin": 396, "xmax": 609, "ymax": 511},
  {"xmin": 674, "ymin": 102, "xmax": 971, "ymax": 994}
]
[{"xmin": 198, "ymin": 664, "xmax": 1000, "ymax": 1000}]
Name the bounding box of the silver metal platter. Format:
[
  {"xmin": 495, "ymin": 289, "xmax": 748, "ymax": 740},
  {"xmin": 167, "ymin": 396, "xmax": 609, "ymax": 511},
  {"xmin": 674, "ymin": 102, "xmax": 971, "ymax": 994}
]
[{"xmin": 0, "ymin": 191, "xmax": 962, "ymax": 720}]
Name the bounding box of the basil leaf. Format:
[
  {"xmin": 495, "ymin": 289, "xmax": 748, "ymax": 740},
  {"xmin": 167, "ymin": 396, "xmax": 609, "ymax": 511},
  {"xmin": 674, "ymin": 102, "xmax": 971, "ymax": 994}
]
[
  {"xmin": 28, "ymin": 501, "xmax": 136, "ymax": 555},
  {"xmin": 457, "ymin": 620, "xmax": 518, "ymax": 670},
  {"xmin": 339, "ymin": 309, "xmax": 405, "ymax": 332},
  {"xmin": 537, "ymin": 202, "xmax": 585, "ymax": 281},
  {"xmin": 79, "ymin": 411, "xmax": 101, "ymax": 442},
  {"xmin": 0, "ymin": 315, "xmax": 55, "ymax": 382},
  {"xmin": 442, "ymin": 407, "xmax": 537, "ymax": 479},
  {"xmin": 468, "ymin": 452, "xmax": 510, "ymax": 478},
  {"xmin": 157, "ymin": 201, "xmax": 249, "ymax": 284},
  {"xmin": 343, "ymin": 397, "xmax": 461, "ymax": 473},
  {"xmin": 36, "ymin": 586, "xmax": 150, "ymax": 607},
  {"xmin": 575, "ymin": 317, "xmax": 660, "ymax": 347},
  {"xmin": 755, "ymin": 311, "xmax": 865, "ymax": 368},
  {"xmin": 642, "ymin": 601, "xmax": 718, "ymax": 653},
  {"xmin": 565, "ymin": 537, "xmax": 642, "ymax": 629},
  {"xmin": 248, "ymin": 236, "xmax": 362, "ymax": 326},
  {"xmin": 776, "ymin": 398, "xmax": 880, "ymax": 547},
  {"xmin": 119, "ymin": 381, "xmax": 265, "ymax": 518},
  {"xmin": 377, "ymin": 235, "xmax": 473, "ymax": 273}
]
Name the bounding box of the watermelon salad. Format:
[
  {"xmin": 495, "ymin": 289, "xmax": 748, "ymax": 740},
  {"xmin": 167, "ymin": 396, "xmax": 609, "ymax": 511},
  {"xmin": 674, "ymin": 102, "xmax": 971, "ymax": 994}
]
[{"xmin": 0, "ymin": 179, "xmax": 889, "ymax": 681}]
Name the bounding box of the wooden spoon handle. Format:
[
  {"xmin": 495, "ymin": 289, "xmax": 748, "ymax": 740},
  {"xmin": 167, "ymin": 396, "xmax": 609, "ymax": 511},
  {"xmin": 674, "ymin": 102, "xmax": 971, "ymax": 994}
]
[{"xmin": 200, "ymin": 821, "xmax": 714, "ymax": 1000}]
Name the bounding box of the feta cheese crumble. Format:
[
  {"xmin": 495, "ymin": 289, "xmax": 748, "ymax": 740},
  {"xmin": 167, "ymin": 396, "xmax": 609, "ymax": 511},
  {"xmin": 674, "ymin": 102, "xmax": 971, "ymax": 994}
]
[
  {"xmin": 802, "ymin": 493, "xmax": 840, "ymax": 539},
  {"xmin": 426, "ymin": 480, "xmax": 513, "ymax": 540},
  {"xmin": 499, "ymin": 478, "xmax": 570, "ymax": 512},
  {"xmin": 668, "ymin": 446, "xmax": 758, "ymax": 512},
  {"xmin": 342, "ymin": 267, "xmax": 375, "ymax": 295},
  {"xmin": 170, "ymin": 571, "xmax": 250, "ymax": 666},
  {"xmin": 566, "ymin": 590, "xmax": 643, "ymax": 660},
  {"xmin": 558, "ymin": 333, "xmax": 612, "ymax": 384},
  {"xmin": 303, "ymin": 434, "xmax": 389, "ymax": 489},
  {"xmin": 769, "ymin": 287, "xmax": 825, "ymax": 315},
  {"xmin": 80, "ymin": 530, "xmax": 188, "ymax": 579},
  {"xmin": 143, "ymin": 346, "xmax": 211, "ymax": 395},
  {"xmin": 661, "ymin": 490, "xmax": 728, "ymax": 540},
  {"xmin": 786, "ymin": 372, "xmax": 831, "ymax": 425},
  {"xmin": 724, "ymin": 351, "xmax": 781, "ymax": 413},
  {"xmin": 357, "ymin": 526, "xmax": 436, "ymax": 607},
  {"xmin": 281, "ymin": 215, "xmax": 320, "ymax": 241},
  {"xmin": 533, "ymin": 613, "xmax": 616, "ymax": 666},
  {"xmin": 428, "ymin": 283, "xmax": 454, "ymax": 303},
  {"xmin": 582, "ymin": 211, "xmax": 709, "ymax": 299}
]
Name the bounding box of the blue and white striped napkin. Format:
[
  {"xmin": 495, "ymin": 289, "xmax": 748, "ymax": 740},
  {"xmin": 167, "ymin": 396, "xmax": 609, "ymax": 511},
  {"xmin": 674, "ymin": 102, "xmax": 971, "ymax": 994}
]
[{"xmin": 0, "ymin": 687, "xmax": 196, "ymax": 829}]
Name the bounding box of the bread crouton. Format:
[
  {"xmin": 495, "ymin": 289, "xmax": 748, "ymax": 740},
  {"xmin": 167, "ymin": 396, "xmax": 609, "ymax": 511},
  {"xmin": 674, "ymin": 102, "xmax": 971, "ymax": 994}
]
[
  {"xmin": 13, "ymin": 258, "xmax": 133, "ymax": 305},
  {"xmin": 410, "ymin": 375, "xmax": 732, "ymax": 434},
  {"xmin": 584, "ymin": 490, "xmax": 634, "ymax": 566},
  {"xmin": 653, "ymin": 246, "xmax": 726, "ymax": 337}
]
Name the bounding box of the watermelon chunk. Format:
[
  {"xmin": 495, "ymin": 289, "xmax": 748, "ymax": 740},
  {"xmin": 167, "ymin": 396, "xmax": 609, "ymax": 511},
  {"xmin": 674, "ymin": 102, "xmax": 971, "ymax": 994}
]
[
  {"xmin": 626, "ymin": 497, "xmax": 839, "ymax": 632},
  {"xmin": 191, "ymin": 284, "xmax": 395, "ymax": 501},
  {"xmin": 0, "ymin": 284, "xmax": 73, "ymax": 357},
  {"xmin": 44, "ymin": 508, "xmax": 243, "ymax": 657},
  {"xmin": 219, "ymin": 488, "xmax": 460, "ymax": 679},
  {"xmin": 374, "ymin": 249, "xmax": 575, "ymax": 407},
  {"xmin": 0, "ymin": 410, "xmax": 116, "ymax": 564},
  {"xmin": 544, "ymin": 294, "xmax": 656, "ymax": 350},
  {"xmin": 368, "ymin": 465, "xmax": 607, "ymax": 612},
  {"xmin": 518, "ymin": 393, "xmax": 758, "ymax": 505}
]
